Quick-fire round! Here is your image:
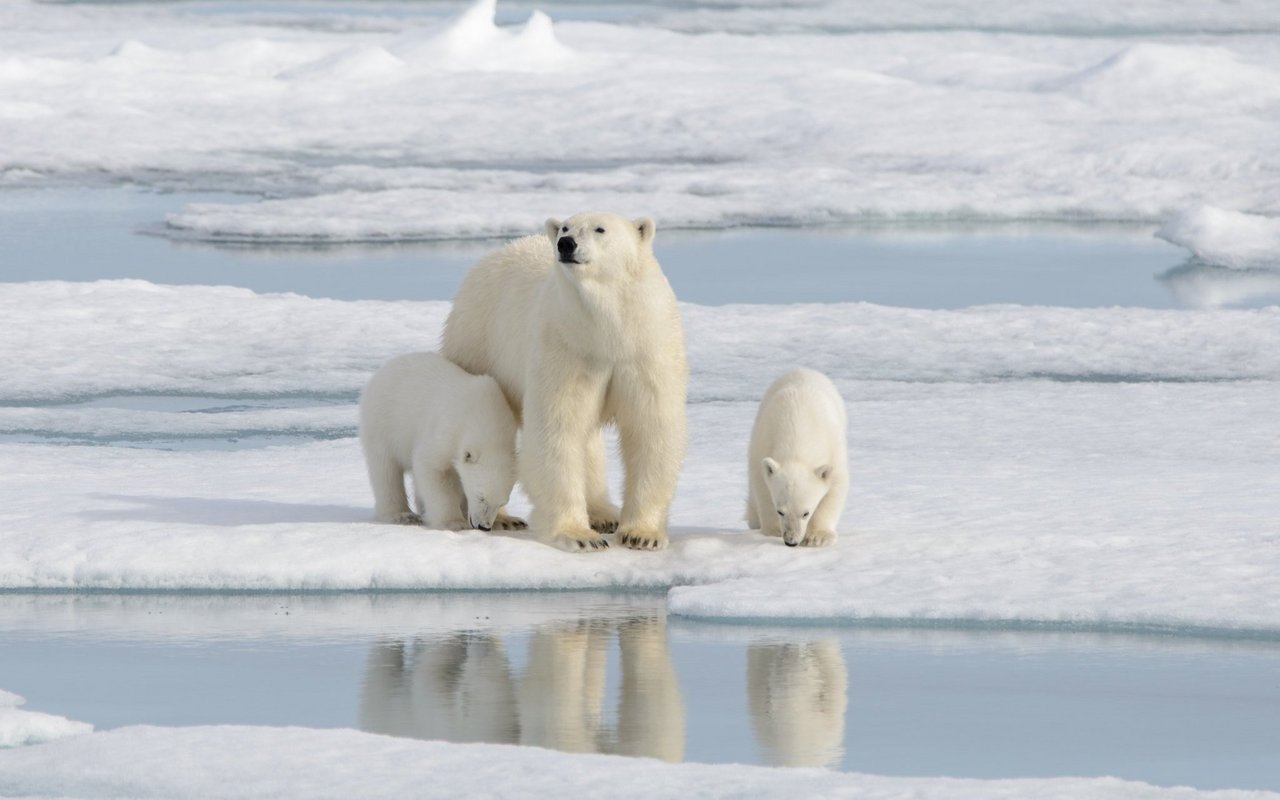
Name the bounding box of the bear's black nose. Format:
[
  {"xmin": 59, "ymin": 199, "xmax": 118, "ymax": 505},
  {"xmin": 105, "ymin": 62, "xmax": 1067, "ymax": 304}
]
[{"xmin": 557, "ymin": 236, "xmax": 576, "ymax": 256}]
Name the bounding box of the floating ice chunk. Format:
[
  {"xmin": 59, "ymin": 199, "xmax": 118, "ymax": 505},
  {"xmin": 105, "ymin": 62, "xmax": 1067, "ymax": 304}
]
[
  {"xmin": 1041, "ymin": 44, "xmax": 1280, "ymax": 109},
  {"xmin": 0, "ymin": 690, "xmax": 93, "ymax": 749},
  {"xmin": 1157, "ymin": 205, "xmax": 1280, "ymax": 270},
  {"xmin": 391, "ymin": 0, "xmax": 572, "ymax": 72}
]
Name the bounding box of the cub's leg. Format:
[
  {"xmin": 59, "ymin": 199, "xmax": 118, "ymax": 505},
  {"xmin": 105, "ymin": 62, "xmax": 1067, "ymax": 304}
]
[
  {"xmin": 412, "ymin": 452, "xmax": 467, "ymax": 531},
  {"xmin": 802, "ymin": 468, "xmax": 847, "ymax": 548},
  {"xmin": 368, "ymin": 455, "xmax": 420, "ymax": 525}
]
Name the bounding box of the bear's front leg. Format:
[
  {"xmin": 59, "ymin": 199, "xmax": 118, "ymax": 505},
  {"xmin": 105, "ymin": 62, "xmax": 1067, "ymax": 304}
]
[
  {"xmin": 522, "ymin": 359, "xmax": 611, "ymax": 552},
  {"xmin": 614, "ymin": 365, "xmax": 687, "ymax": 551},
  {"xmin": 584, "ymin": 430, "xmax": 620, "ymax": 534},
  {"xmin": 801, "ymin": 468, "xmax": 847, "ymax": 548},
  {"xmin": 412, "ymin": 459, "xmax": 468, "ymax": 532}
]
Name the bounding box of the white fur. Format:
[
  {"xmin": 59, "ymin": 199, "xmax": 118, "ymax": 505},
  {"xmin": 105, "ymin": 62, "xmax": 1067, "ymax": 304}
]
[
  {"xmin": 442, "ymin": 212, "xmax": 688, "ymax": 552},
  {"xmin": 358, "ymin": 352, "xmax": 521, "ymax": 532},
  {"xmin": 746, "ymin": 368, "xmax": 849, "ymax": 547}
]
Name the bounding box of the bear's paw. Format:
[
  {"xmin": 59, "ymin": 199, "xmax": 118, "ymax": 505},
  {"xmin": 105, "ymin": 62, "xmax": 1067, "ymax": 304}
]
[{"xmin": 618, "ymin": 527, "xmax": 668, "ymax": 551}]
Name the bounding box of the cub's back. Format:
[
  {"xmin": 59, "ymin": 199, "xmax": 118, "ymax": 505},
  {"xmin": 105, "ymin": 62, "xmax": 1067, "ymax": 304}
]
[
  {"xmin": 750, "ymin": 368, "xmax": 847, "ymax": 459},
  {"xmin": 441, "ymin": 234, "xmax": 552, "ymax": 416}
]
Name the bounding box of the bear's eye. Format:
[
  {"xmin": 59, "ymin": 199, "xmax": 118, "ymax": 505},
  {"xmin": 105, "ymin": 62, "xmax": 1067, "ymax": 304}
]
[
  {"xmin": 777, "ymin": 510, "xmax": 785, "ymax": 517},
  {"xmin": 464, "ymin": 451, "xmax": 474, "ymax": 463},
  {"xmin": 802, "ymin": 511, "xmax": 810, "ymax": 518},
  {"xmin": 595, "ymin": 227, "xmax": 605, "ymax": 234},
  {"xmin": 561, "ymin": 226, "xmax": 568, "ymax": 233}
]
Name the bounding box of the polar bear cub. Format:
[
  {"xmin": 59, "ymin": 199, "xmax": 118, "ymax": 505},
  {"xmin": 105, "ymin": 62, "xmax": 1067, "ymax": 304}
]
[
  {"xmin": 747, "ymin": 368, "xmax": 848, "ymax": 547},
  {"xmin": 359, "ymin": 352, "xmax": 523, "ymax": 532}
]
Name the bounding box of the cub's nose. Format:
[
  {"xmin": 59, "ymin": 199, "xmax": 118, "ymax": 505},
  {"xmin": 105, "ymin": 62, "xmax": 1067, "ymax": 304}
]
[{"xmin": 557, "ymin": 236, "xmax": 577, "ymax": 257}]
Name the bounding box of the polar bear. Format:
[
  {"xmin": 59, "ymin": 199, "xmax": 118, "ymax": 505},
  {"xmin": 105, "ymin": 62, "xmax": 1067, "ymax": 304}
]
[
  {"xmin": 746, "ymin": 368, "xmax": 848, "ymax": 547},
  {"xmin": 747, "ymin": 641, "xmax": 848, "ymax": 767},
  {"xmin": 358, "ymin": 352, "xmax": 524, "ymax": 532},
  {"xmin": 442, "ymin": 212, "xmax": 687, "ymax": 552}
]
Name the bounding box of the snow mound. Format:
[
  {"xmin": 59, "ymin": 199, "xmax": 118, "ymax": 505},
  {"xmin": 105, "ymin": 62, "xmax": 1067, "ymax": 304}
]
[
  {"xmin": 1042, "ymin": 44, "xmax": 1280, "ymax": 108},
  {"xmin": 391, "ymin": 0, "xmax": 572, "ymax": 72},
  {"xmin": 1157, "ymin": 205, "xmax": 1280, "ymax": 270},
  {"xmin": 0, "ymin": 690, "xmax": 92, "ymax": 749},
  {"xmin": 279, "ymin": 46, "xmax": 406, "ymax": 83},
  {"xmin": 0, "ymin": 724, "xmax": 1274, "ymax": 800}
]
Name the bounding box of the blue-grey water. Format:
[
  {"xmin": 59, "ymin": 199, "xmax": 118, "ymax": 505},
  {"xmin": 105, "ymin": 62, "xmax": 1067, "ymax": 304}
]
[
  {"xmin": 1, "ymin": 593, "xmax": 1278, "ymax": 790},
  {"xmin": 4, "ymin": 187, "xmax": 1275, "ymax": 309}
]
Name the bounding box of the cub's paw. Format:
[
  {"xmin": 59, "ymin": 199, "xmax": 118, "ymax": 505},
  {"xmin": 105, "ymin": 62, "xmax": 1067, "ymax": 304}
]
[
  {"xmin": 551, "ymin": 527, "xmax": 610, "ymax": 553},
  {"xmin": 801, "ymin": 530, "xmax": 836, "ymax": 548},
  {"xmin": 379, "ymin": 511, "xmax": 423, "ymax": 526},
  {"xmin": 492, "ymin": 512, "xmax": 528, "ymax": 531},
  {"xmin": 618, "ymin": 527, "xmax": 668, "ymax": 551}
]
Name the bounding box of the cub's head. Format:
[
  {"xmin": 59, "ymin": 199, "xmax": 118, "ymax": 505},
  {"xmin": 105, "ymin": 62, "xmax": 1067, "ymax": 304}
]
[
  {"xmin": 545, "ymin": 212, "xmax": 655, "ymax": 278},
  {"xmin": 761, "ymin": 457, "xmax": 832, "ymax": 547},
  {"xmin": 453, "ymin": 376, "xmax": 518, "ymax": 531}
]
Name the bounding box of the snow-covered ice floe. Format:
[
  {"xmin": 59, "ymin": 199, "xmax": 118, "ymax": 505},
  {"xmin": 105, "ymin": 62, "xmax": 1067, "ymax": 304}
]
[
  {"xmin": 1, "ymin": 0, "xmax": 1279, "ymax": 239},
  {"xmin": 1, "ymin": 281, "xmax": 1277, "ymax": 636},
  {"xmin": 1157, "ymin": 206, "xmax": 1280, "ymax": 270},
  {"xmin": 0, "ymin": 690, "xmax": 91, "ymax": 749},
  {"xmin": 1, "ymin": 724, "xmax": 1277, "ymax": 800}
]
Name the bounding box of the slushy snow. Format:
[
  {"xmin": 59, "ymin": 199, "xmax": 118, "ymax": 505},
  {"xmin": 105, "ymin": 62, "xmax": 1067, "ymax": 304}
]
[
  {"xmin": 1, "ymin": 0, "xmax": 1278, "ymax": 239},
  {"xmin": 0, "ymin": 690, "xmax": 92, "ymax": 749}
]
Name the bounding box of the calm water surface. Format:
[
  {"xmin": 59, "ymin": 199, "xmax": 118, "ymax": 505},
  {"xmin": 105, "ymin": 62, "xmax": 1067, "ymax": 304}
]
[
  {"xmin": 3, "ymin": 187, "xmax": 1277, "ymax": 309},
  {"xmin": 2, "ymin": 593, "xmax": 1278, "ymax": 790}
]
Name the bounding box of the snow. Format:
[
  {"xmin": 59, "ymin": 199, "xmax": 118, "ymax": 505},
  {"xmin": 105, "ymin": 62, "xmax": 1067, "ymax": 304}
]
[
  {"xmin": 0, "ymin": 280, "xmax": 1277, "ymax": 633},
  {"xmin": 0, "ymin": 690, "xmax": 92, "ymax": 749},
  {"xmin": 1157, "ymin": 206, "xmax": 1280, "ymax": 270},
  {"xmin": 1, "ymin": 0, "xmax": 1278, "ymax": 239},
  {"xmin": 0, "ymin": 724, "xmax": 1276, "ymax": 800},
  {"xmin": 3, "ymin": 280, "xmax": 1278, "ymax": 404}
]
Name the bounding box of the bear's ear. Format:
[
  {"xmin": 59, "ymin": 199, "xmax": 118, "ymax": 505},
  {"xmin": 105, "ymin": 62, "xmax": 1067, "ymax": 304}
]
[
  {"xmin": 815, "ymin": 465, "xmax": 831, "ymax": 482},
  {"xmin": 545, "ymin": 218, "xmax": 562, "ymax": 242},
  {"xmin": 762, "ymin": 457, "xmax": 779, "ymax": 477},
  {"xmin": 635, "ymin": 217, "xmax": 656, "ymax": 245}
]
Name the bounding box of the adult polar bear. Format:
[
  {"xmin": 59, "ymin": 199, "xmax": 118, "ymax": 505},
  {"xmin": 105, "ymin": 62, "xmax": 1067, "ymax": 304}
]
[{"xmin": 442, "ymin": 212, "xmax": 687, "ymax": 552}]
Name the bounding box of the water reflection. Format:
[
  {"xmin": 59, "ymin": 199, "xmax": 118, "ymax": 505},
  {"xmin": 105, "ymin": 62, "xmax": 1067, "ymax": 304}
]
[
  {"xmin": 1158, "ymin": 260, "xmax": 1280, "ymax": 308},
  {"xmin": 360, "ymin": 614, "xmax": 686, "ymax": 762},
  {"xmin": 747, "ymin": 641, "xmax": 848, "ymax": 768}
]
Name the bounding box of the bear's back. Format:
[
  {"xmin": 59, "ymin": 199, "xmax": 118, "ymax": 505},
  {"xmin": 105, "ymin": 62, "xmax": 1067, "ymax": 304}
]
[{"xmin": 441, "ymin": 234, "xmax": 552, "ymax": 415}]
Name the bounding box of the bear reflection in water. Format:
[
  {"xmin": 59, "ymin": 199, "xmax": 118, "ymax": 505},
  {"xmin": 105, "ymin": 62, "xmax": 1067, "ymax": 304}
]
[
  {"xmin": 747, "ymin": 641, "xmax": 848, "ymax": 768},
  {"xmin": 360, "ymin": 620, "xmax": 848, "ymax": 768},
  {"xmin": 358, "ymin": 615, "xmax": 684, "ymax": 762}
]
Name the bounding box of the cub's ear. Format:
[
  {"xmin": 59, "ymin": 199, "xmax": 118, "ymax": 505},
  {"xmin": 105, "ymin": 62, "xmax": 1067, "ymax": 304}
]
[
  {"xmin": 762, "ymin": 457, "xmax": 780, "ymax": 477},
  {"xmin": 635, "ymin": 216, "xmax": 656, "ymax": 244},
  {"xmin": 815, "ymin": 465, "xmax": 832, "ymax": 482},
  {"xmin": 545, "ymin": 218, "xmax": 563, "ymax": 242}
]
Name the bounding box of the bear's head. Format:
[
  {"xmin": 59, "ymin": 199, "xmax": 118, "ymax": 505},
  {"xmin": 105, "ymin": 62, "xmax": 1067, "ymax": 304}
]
[
  {"xmin": 544, "ymin": 212, "xmax": 655, "ymax": 279},
  {"xmin": 761, "ymin": 457, "xmax": 832, "ymax": 547},
  {"xmin": 453, "ymin": 376, "xmax": 519, "ymax": 531}
]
